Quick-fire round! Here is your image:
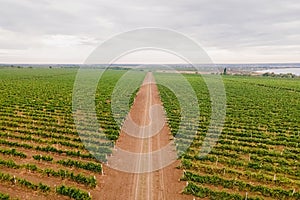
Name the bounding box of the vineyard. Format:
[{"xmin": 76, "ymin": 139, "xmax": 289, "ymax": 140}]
[
  {"xmin": 155, "ymin": 73, "xmax": 300, "ymax": 200},
  {"xmin": 0, "ymin": 67, "xmax": 299, "ymax": 199},
  {"xmin": 0, "ymin": 68, "xmax": 135, "ymax": 200}
]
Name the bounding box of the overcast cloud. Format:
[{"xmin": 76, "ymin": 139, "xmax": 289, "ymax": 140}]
[{"xmin": 0, "ymin": 0, "xmax": 299, "ymax": 63}]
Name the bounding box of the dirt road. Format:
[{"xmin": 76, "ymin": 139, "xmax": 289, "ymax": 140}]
[{"xmin": 98, "ymin": 72, "xmax": 191, "ymax": 200}]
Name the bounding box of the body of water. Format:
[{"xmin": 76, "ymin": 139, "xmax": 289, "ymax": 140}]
[{"xmin": 256, "ymin": 68, "xmax": 300, "ymax": 76}]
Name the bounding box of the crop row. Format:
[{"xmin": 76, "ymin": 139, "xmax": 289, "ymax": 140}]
[
  {"xmin": 0, "ymin": 158, "xmax": 96, "ymax": 187},
  {"xmin": 0, "ymin": 139, "xmax": 105, "ymax": 161},
  {"xmin": 183, "ymin": 171, "xmax": 299, "ymax": 199},
  {"xmin": 0, "ymin": 148, "xmax": 26, "ymax": 158},
  {"xmin": 57, "ymin": 159, "xmax": 102, "ymax": 173},
  {"xmin": 181, "ymin": 159, "xmax": 299, "ymax": 188},
  {"xmin": 184, "ymin": 182, "xmax": 262, "ymax": 200},
  {"xmin": 0, "ymin": 171, "xmax": 50, "ymax": 192},
  {"xmin": 0, "ymin": 192, "xmax": 9, "ymax": 200},
  {"xmin": 56, "ymin": 185, "xmax": 91, "ymax": 200},
  {"xmin": 0, "ymin": 170, "xmax": 91, "ymax": 199},
  {"xmin": 185, "ymin": 153, "xmax": 299, "ymax": 177}
]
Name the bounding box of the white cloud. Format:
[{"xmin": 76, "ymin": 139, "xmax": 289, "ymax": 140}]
[
  {"xmin": 41, "ymin": 35, "xmax": 98, "ymax": 47},
  {"xmin": 0, "ymin": 0, "xmax": 299, "ymax": 63}
]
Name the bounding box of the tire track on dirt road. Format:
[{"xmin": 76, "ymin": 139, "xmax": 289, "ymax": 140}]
[{"xmin": 99, "ymin": 72, "xmax": 191, "ymax": 200}]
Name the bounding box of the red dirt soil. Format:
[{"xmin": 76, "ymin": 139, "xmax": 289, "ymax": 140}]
[{"xmin": 98, "ymin": 72, "xmax": 191, "ymax": 200}]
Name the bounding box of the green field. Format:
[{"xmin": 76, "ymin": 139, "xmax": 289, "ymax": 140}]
[
  {"xmin": 156, "ymin": 73, "xmax": 300, "ymax": 200},
  {"xmin": 0, "ymin": 67, "xmax": 299, "ymax": 199},
  {"xmin": 0, "ymin": 68, "xmax": 129, "ymax": 200}
]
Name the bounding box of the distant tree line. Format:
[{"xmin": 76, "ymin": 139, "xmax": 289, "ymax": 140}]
[{"xmin": 262, "ymin": 72, "xmax": 298, "ymax": 78}]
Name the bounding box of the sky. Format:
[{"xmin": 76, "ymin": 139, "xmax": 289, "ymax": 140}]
[{"xmin": 0, "ymin": 0, "xmax": 300, "ymax": 64}]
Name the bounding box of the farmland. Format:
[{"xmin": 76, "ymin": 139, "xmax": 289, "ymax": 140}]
[
  {"xmin": 0, "ymin": 68, "xmax": 130, "ymax": 199},
  {"xmin": 0, "ymin": 67, "xmax": 299, "ymax": 199},
  {"xmin": 155, "ymin": 73, "xmax": 300, "ymax": 200}
]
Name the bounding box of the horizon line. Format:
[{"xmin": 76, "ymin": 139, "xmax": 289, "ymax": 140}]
[{"xmin": 1, "ymin": 62, "xmax": 300, "ymax": 65}]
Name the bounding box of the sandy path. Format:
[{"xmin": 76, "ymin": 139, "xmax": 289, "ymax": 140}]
[{"xmin": 98, "ymin": 72, "xmax": 191, "ymax": 200}]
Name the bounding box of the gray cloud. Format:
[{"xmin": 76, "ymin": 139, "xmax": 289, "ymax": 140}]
[{"xmin": 0, "ymin": 0, "xmax": 299, "ymax": 63}]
